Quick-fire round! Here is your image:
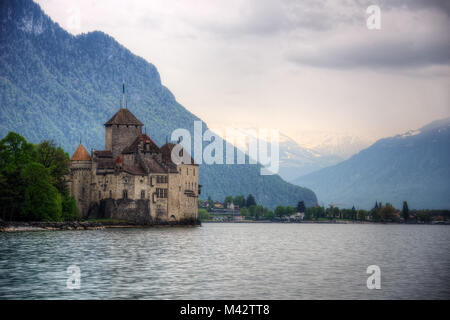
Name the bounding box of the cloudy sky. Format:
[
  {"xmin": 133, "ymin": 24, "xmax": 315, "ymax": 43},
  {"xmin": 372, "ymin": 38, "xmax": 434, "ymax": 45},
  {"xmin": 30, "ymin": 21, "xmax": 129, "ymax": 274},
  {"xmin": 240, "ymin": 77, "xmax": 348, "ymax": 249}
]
[{"xmin": 35, "ymin": 0, "xmax": 450, "ymax": 144}]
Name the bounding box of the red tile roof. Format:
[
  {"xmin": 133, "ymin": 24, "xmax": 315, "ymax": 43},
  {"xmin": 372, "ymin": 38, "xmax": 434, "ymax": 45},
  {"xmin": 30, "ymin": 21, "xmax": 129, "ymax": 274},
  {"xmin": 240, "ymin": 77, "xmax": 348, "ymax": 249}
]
[{"xmin": 71, "ymin": 144, "xmax": 91, "ymax": 161}]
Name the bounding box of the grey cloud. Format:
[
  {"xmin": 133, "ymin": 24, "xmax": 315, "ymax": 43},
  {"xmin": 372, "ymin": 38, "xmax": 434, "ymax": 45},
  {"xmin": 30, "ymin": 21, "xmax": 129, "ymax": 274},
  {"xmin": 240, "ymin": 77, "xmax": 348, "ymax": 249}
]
[{"xmin": 288, "ymin": 36, "xmax": 450, "ymax": 69}]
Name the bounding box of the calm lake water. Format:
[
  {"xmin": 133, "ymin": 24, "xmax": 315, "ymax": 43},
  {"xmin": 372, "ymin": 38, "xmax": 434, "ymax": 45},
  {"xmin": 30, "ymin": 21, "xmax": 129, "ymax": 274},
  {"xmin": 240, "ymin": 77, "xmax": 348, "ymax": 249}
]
[{"xmin": 0, "ymin": 223, "xmax": 449, "ymax": 300}]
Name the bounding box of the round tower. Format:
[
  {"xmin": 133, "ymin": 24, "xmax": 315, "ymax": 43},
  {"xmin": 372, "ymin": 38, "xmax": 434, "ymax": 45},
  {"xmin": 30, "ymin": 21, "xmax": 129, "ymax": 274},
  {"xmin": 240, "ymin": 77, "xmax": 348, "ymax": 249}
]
[{"xmin": 70, "ymin": 144, "xmax": 92, "ymax": 217}]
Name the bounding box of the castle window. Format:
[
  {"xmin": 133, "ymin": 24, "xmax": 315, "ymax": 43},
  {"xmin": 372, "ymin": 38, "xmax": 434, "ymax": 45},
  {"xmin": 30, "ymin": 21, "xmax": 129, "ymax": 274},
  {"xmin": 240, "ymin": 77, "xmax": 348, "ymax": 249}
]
[
  {"xmin": 109, "ymin": 190, "xmax": 112, "ymax": 198},
  {"xmin": 156, "ymin": 188, "xmax": 168, "ymax": 198},
  {"xmin": 193, "ymin": 168, "xmax": 195, "ymax": 176},
  {"xmin": 123, "ymin": 190, "xmax": 128, "ymax": 199},
  {"xmin": 141, "ymin": 190, "xmax": 145, "ymax": 199}
]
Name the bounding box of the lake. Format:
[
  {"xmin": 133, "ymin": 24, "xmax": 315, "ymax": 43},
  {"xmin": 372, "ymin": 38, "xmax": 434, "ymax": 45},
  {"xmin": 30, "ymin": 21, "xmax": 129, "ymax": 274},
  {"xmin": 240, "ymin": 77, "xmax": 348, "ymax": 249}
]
[{"xmin": 0, "ymin": 223, "xmax": 449, "ymax": 299}]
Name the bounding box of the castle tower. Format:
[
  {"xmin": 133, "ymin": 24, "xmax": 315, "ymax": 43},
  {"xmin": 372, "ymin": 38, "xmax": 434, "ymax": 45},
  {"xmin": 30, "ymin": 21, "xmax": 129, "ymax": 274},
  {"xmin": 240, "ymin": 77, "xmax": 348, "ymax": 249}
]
[
  {"xmin": 105, "ymin": 84, "xmax": 144, "ymax": 158},
  {"xmin": 70, "ymin": 144, "xmax": 92, "ymax": 217}
]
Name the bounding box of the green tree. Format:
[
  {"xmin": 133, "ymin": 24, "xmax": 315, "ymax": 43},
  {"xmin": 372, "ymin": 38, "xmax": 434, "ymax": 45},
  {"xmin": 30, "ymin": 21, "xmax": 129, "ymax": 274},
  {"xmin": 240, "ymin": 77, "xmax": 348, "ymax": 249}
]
[
  {"xmin": 0, "ymin": 132, "xmax": 36, "ymax": 220},
  {"xmin": 248, "ymin": 205, "xmax": 257, "ymax": 217},
  {"xmin": 36, "ymin": 140, "xmax": 70, "ymax": 194},
  {"xmin": 22, "ymin": 162, "xmax": 62, "ymax": 221},
  {"xmin": 240, "ymin": 207, "xmax": 249, "ymax": 217},
  {"xmin": 246, "ymin": 194, "xmax": 256, "ymax": 207},
  {"xmin": 233, "ymin": 195, "xmax": 246, "ymax": 208},
  {"xmin": 380, "ymin": 203, "xmax": 396, "ymax": 222},
  {"xmin": 402, "ymin": 201, "xmax": 409, "ymax": 223},
  {"xmin": 198, "ymin": 208, "xmax": 210, "ymax": 221},
  {"xmin": 61, "ymin": 195, "xmax": 81, "ymax": 221},
  {"xmin": 224, "ymin": 195, "xmax": 233, "ymax": 207},
  {"xmin": 274, "ymin": 206, "xmax": 286, "ymax": 218},
  {"xmin": 358, "ymin": 210, "xmax": 368, "ymax": 221},
  {"xmin": 286, "ymin": 206, "xmax": 295, "ymax": 217},
  {"xmin": 263, "ymin": 209, "xmax": 274, "ymax": 220},
  {"xmin": 254, "ymin": 205, "xmax": 264, "ymax": 220},
  {"xmin": 304, "ymin": 207, "xmax": 313, "ymax": 220}
]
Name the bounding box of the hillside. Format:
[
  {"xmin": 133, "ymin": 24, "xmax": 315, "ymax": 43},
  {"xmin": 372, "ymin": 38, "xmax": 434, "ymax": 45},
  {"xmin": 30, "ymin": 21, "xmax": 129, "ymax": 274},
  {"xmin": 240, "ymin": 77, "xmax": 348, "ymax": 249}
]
[
  {"xmin": 0, "ymin": 0, "xmax": 317, "ymax": 208},
  {"xmin": 294, "ymin": 118, "xmax": 450, "ymax": 209}
]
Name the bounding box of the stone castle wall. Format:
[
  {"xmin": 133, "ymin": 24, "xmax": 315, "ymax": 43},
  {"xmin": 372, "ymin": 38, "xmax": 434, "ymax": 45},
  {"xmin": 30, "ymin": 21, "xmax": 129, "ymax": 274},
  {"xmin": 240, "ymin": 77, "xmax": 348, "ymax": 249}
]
[{"xmin": 105, "ymin": 124, "xmax": 142, "ymax": 158}]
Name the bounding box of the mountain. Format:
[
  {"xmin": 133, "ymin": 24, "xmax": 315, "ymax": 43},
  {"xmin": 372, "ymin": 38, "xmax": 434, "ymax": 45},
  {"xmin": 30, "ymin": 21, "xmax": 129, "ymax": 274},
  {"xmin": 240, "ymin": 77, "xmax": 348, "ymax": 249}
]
[
  {"xmin": 293, "ymin": 118, "xmax": 450, "ymax": 209},
  {"xmin": 0, "ymin": 0, "xmax": 317, "ymax": 209},
  {"xmin": 276, "ymin": 133, "xmax": 343, "ymax": 181},
  {"xmin": 210, "ymin": 125, "xmax": 343, "ymax": 182},
  {"xmin": 293, "ymin": 131, "xmax": 373, "ymax": 159}
]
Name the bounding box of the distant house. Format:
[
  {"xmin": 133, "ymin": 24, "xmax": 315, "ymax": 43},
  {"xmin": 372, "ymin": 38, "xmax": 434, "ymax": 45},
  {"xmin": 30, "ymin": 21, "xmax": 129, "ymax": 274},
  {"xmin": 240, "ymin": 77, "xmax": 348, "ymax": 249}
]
[
  {"xmin": 289, "ymin": 212, "xmax": 305, "ymax": 222},
  {"xmin": 214, "ymin": 202, "xmax": 224, "ymax": 209}
]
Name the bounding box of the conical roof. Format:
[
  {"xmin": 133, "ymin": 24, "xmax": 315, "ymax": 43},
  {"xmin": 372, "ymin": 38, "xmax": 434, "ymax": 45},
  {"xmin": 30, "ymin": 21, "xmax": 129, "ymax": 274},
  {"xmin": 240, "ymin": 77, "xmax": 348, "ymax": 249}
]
[
  {"xmin": 104, "ymin": 108, "xmax": 143, "ymax": 126},
  {"xmin": 71, "ymin": 144, "xmax": 91, "ymax": 161}
]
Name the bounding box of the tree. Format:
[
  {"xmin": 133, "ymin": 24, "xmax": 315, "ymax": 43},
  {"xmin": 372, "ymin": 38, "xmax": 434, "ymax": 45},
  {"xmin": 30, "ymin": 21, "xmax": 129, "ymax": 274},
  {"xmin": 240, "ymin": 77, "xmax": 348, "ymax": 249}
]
[
  {"xmin": 254, "ymin": 205, "xmax": 264, "ymax": 220},
  {"xmin": 357, "ymin": 210, "xmax": 368, "ymax": 221},
  {"xmin": 274, "ymin": 206, "xmax": 286, "ymax": 218},
  {"xmin": 207, "ymin": 196, "xmax": 214, "ymax": 211},
  {"xmin": 233, "ymin": 195, "xmax": 246, "ymax": 208},
  {"xmin": 263, "ymin": 209, "xmax": 274, "ymax": 220},
  {"xmin": 22, "ymin": 162, "xmax": 62, "ymax": 221},
  {"xmin": 296, "ymin": 201, "xmax": 305, "ymax": 213},
  {"xmin": 248, "ymin": 205, "xmax": 257, "ymax": 217},
  {"xmin": 246, "ymin": 194, "xmax": 256, "ymax": 207},
  {"xmin": 286, "ymin": 206, "xmax": 295, "ymax": 217},
  {"xmin": 0, "ymin": 132, "xmax": 36, "ymax": 220},
  {"xmin": 224, "ymin": 195, "xmax": 233, "ymax": 206},
  {"xmin": 198, "ymin": 208, "xmax": 210, "ymax": 221},
  {"xmin": 240, "ymin": 207, "xmax": 249, "ymax": 217},
  {"xmin": 380, "ymin": 203, "xmax": 396, "ymax": 222},
  {"xmin": 36, "ymin": 140, "xmax": 70, "ymax": 194},
  {"xmin": 62, "ymin": 195, "xmax": 81, "ymax": 221},
  {"xmin": 304, "ymin": 207, "xmax": 313, "ymax": 220},
  {"xmin": 402, "ymin": 201, "xmax": 409, "ymax": 223},
  {"xmin": 351, "ymin": 206, "xmax": 357, "ymax": 220}
]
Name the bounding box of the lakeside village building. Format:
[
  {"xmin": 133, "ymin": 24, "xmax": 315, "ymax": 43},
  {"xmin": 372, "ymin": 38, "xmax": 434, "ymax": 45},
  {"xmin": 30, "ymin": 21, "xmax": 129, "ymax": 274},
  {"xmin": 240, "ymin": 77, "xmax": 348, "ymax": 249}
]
[{"xmin": 67, "ymin": 88, "xmax": 199, "ymax": 224}]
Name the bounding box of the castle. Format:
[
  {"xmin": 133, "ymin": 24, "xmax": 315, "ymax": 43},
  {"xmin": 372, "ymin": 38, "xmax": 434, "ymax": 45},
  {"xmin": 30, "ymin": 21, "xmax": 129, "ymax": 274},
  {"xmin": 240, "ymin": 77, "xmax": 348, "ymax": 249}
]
[{"xmin": 67, "ymin": 89, "xmax": 199, "ymax": 224}]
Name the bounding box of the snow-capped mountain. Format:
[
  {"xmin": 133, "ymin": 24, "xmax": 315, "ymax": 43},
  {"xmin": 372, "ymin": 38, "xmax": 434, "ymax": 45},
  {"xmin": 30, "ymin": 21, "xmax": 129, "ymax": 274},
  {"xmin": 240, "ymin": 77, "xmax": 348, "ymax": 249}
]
[
  {"xmin": 293, "ymin": 131, "xmax": 374, "ymax": 159},
  {"xmin": 294, "ymin": 117, "xmax": 450, "ymax": 209},
  {"xmin": 209, "ymin": 126, "xmax": 344, "ymax": 181}
]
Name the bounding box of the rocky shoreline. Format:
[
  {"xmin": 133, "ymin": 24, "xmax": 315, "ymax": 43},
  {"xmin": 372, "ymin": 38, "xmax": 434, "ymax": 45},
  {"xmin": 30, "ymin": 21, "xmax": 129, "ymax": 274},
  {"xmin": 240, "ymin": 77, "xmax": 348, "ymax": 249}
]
[{"xmin": 0, "ymin": 219, "xmax": 201, "ymax": 232}]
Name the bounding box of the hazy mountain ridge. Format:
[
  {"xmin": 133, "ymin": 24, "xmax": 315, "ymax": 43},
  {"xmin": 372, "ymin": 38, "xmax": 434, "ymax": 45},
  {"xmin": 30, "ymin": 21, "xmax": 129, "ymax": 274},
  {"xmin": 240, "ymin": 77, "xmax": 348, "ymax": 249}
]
[
  {"xmin": 0, "ymin": 0, "xmax": 317, "ymax": 209},
  {"xmin": 294, "ymin": 118, "xmax": 450, "ymax": 209},
  {"xmin": 209, "ymin": 126, "xmax": 344, "ymax": 181},
  {"xmin": 294, "ymin": 131, "xmax": 374, "ymax": 159}
]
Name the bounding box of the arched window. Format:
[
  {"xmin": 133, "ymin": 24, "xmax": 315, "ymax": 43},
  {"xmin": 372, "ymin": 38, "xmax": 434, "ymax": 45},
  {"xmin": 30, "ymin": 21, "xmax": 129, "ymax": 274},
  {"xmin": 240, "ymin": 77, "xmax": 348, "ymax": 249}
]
[
  {"xmin": 123, "ymin": 190, "xmax": 128, "ymax": 199},
  {"xmin": 109, "ymin": 190, "xmax": 112, "ymax": 198},
  {"xmin": 141, "ymin": 190, "xmax": 145, "ymax": 199}
]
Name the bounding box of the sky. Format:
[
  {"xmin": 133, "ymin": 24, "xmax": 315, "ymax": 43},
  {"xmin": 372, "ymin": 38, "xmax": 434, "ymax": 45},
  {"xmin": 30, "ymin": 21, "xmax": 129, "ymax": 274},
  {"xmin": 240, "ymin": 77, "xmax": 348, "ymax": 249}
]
[{"xmin": 35, "ymin": 0, "xmax": 450, "ymax": 145}]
